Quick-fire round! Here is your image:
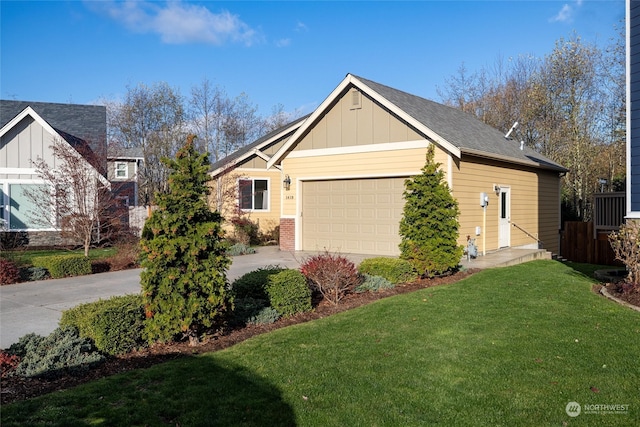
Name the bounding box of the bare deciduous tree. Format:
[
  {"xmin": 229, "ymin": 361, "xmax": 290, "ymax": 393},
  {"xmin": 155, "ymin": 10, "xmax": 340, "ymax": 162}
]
[{"xmin": 27, "ymin": 138, "xmax": 117, "ymax": 256}]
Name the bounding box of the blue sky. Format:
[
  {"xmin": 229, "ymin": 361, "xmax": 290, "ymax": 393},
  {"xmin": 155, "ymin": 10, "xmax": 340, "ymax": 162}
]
[{"xmin": 0, "ymin": 0, "xmax": 624, "ymax": 117}]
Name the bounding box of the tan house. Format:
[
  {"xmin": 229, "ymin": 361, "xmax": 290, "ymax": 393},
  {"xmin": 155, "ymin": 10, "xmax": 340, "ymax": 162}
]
[{"xmin": 214, "ymin": 74, "xmax": 566, "ymax": 256}]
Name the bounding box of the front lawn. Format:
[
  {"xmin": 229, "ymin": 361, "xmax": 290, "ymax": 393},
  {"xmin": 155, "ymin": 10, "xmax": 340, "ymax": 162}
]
[{"xmin": 2, "ymin": 260, "xmax": 638, "ymax": 426}]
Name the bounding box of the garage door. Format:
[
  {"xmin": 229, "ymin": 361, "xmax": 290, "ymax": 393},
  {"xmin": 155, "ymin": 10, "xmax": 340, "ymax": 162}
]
[{"xmin": 301, "ymin": 177, "xmax": 406, "ymax": 255}]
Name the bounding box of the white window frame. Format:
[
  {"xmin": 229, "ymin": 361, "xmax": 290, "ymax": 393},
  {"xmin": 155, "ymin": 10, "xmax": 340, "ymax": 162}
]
[
  {"xmin": 238, "ymin": 178, "xmax": 270, "ymax": 212},
  {"xmin": 115, "ymin": 162, "xmax": 128, "ymax": 179}
]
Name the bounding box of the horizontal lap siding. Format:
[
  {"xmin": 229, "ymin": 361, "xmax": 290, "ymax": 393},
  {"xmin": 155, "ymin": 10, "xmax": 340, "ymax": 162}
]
[{"xmin": 453, "ymin": 157, "xmax": 560, "ymax": 253}]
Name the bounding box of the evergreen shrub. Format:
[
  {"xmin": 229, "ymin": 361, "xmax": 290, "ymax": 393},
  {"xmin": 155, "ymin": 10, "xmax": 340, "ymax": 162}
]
[
  {"xmin": 266, "ymin": 270, "xmax": 312, "ymax": 316},
  {"xmin": 399, "ymin": 145, "xmax": 464, "ymax": 277},
  {"xmin": 357, "ymin": 257, "xmax": 417, "ymax": 284},
  {"xmin": 60, "ymin": 294, "xmax": 145, "ymax": 355},
  {"xmin": 232, "ymin": 266, "xmax": 286, "ymax": 301},
  {"xmin": 6, "ymin": 327, "xmax": 105, "ymax": 379},
  {"xmin": 140, "ymin": 135, "xmax": 231, "ymax": 344},
  {"xmin": 32, "ymin": 255, "xmax": 91, "ymax": 279},
  {"xmin": 355, "ymin": 274, "xmax": 395, "ymax": 293},
  {"xmin": 227, "ymin": 242, "xmax": 257, "ymax": 256},
  {"xmin": 19, "ymin": 266, "xmax": 48, "ymax": 282}
]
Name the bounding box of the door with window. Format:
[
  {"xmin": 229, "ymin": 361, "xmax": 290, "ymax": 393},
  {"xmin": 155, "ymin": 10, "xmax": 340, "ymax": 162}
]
[{"xmin": 498, "ymin": 186, "xmax": 510, "ymax": 248}]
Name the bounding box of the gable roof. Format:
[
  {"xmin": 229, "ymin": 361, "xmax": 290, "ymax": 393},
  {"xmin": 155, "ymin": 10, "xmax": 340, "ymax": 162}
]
[
  {"xmin": 0, "ymin": 104, "xmax": 109, "ymax": 185},
  {"xmin": 209, "ymin": 114, "xmax": 310, "ymax": 176},
  {"xmin": 267, "ymin": 74, "xmax": 566, "ymax": 172},
  {"xmin": 1, "ymin": 100, "xmax": 106, "ymax": 153}
]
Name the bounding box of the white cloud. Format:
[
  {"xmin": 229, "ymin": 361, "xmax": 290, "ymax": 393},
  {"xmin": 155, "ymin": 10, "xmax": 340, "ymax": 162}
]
[
  {"xmin": 276, "ymin": 38, "xmax": 291, "ymax": 48},
  {"xmin": 88, "ymin": 0, "xmax": 261, "ymax": 46},
  {"xmin": 295, "ymin": 21, "xmax": 308, "ymax": 32},
  {"xmin": 549, "ymin": 0, "xmax": 583, "ymax": 23}
]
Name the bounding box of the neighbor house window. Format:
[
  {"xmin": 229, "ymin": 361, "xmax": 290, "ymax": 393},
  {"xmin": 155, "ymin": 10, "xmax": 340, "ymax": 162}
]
[
  {"xmin": 115, "ymin": 162, "xmax": 128, "ymax": 179},
  {"xmin": 7, "ymin": 183, "xmax": 50, "ymax": 230},
  {"xmin": 239, "ymin": 179, "xmax": 269, "ymax": 211}
]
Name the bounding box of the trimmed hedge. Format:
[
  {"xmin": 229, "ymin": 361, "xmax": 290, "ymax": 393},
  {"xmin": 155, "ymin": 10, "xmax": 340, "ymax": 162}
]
[
  {"xmin": 357, "ymin": 257, "xmax": 417, "ymax": 284},
  {"xmin": 266, "ymin": 270, "xmax": 312, "ymax": 317},
  {"xmin": 32, "ymin": 255, "xmax": 91, "ymax": 279},
  {"xmin": 60, "ymin": 294, "xmax": 145, "ymax": 355}
]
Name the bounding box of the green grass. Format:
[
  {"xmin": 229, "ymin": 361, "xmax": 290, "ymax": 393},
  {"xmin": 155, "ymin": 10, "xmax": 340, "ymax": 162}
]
[
  {"xmin": 2, "ymin": 260, "xmax": 639, "ymax": 426},
  {"xmin": 0, "ymin": 248, "xmax": 117, "ymax": 267}
]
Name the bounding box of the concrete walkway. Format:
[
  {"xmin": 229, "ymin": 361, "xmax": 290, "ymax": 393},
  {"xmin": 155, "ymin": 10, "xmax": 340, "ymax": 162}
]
[{"xmin": 0, "ymin": 246, "xmax": 548, "ymax": 349}]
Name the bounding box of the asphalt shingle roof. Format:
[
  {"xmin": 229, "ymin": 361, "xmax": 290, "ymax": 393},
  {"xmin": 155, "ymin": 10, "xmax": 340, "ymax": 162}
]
[{"xmin": 353, "ymin": 75, "xmax": 566, "ymax": 172}]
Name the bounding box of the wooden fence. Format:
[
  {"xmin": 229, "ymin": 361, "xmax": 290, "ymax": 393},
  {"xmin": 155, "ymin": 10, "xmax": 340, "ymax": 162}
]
[{"xmin": 560, "ymin": 221, "xmax": 622, "ymax": 266}]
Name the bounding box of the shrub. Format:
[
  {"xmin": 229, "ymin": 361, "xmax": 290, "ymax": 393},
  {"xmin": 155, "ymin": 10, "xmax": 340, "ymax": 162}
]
[
  {"xmin": 0, "ymin": 258, "xmax": 20, "ymax": 285},
  {"xmin": 6, "ymin": 327, "xmax": 105, "ymax": 379},
  {"xmin": 266, "ymin": 269, "xmax": 312, "ymax": 316},
  {"xmin": 300, "ymin": 251, "xmax": 362, "ymax": 305},
  {"xmin": 230, "ymin": 216, "xmax": 259, "ymax": 245},
  {"xmin": 19, "ymin": 266, "xmax": 48, "ymax": 282},
  {"xmin": 399, "ymin": 145, "xmax": 464, "ymax": 277},
  {"xmin": 91, "ymin": 261, "xmax": 111, "ymax": 274},
  {"xmin": 105, "ymin": 241, "xmax": 140, "ymax": 271},
  {"xmin": 32, "ymin": 255, "xmax": 91, "ymax": 279},
  {"xmin": 231, "ymin": 297, "xmax": 281, "ymax": 326},
  {"xmin": 60, "ymin": 294, "xmax": 145, "ymax": 355},
  {"xmin": 358, "ymin": 257, "xmax": 417, "ymax": 284},
  {"xmin": 0, "ymin": 351, "xmax": 20, "ymax": 378},
  {"xmin": 247, "ymin": 307, "xmax": 280, "ymax": 325},
  {"xmin": 258, "ymin": 221, "xmax": 279, "ymax": 245},
  {"xmin": 227, "ymin": 242, "xmax": 257, "ymax": 256},
  {"xmin": 356, "ymin": 274, "xmax": 395, "ymax": 293},
  {"xmin": 140, "ymin": 136, "xmax": 231, "ymax": 344},
  {"xmin": 232, "ymin": 266, "xmax": 287, "ymax": 301},
  {"xmin": 609, "ymin": 220, "xmax": 640, "ymax": 284}
]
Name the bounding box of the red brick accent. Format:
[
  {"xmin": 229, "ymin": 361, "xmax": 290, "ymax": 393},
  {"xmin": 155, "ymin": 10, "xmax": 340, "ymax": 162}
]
[{"xmin": 279, "ymin": 218, "xmax": 295, "ymax": 251}]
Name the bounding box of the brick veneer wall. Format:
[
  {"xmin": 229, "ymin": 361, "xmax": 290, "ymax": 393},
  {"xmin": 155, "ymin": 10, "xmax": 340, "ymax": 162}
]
[{"xmin": 279, "ymin": 218, "xmax": 295, "ymax": 251}]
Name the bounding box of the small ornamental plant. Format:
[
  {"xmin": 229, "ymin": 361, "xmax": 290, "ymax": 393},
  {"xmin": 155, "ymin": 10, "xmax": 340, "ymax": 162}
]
[{"xmin": 300, "ymin": 251, "xmax": 362, "ymax": 305}]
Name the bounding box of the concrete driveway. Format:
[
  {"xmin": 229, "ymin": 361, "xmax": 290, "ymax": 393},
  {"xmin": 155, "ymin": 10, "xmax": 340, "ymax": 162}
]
[{"xmin": 0, "ymin": 247, "xmax": 369, "ymax": 349}]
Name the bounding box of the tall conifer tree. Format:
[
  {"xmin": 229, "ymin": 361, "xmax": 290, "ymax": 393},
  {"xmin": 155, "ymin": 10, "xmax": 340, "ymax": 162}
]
[
  {"xmin": 399, "ymin": 145, "xmax": 463, "ymax": 277},
  {"xmin": 140, "ymin": 135, "xmax": 230, "ymax": 344}
]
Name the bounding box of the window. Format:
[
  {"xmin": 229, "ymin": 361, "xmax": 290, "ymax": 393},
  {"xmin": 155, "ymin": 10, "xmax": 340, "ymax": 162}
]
[
  {"xmin": 8, "ymin": 183, "xmax": 50, "ymax": 230},
  {"xmin": 115, "ymin": 162, "xmax": 128, "ymax": 179},
  {"xmin": 239, "ymin": 179, "xmax": 269, "ymax": 211}
]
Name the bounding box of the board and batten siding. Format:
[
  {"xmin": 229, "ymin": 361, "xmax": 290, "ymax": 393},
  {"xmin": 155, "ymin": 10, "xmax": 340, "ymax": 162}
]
[
  {"xmin": 0, "ymin": 116, "xmax": 57, "ymax": 180},
  {"xmin": 628, "ymin": 0, "xmax": 640, "ymax": 217},
  {"xmin": 452, "ymin": 156, "xmax": 560, "ymax": 254},
  {"xmin": 296, "ymin": 88, "xmax": 424, "ymax": 151}
]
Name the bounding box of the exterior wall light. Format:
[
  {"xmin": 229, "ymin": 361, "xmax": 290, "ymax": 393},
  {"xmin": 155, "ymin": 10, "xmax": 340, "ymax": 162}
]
[{"xmin": 283, "ymin": 175, "xmax": 291, "ymax": 190}]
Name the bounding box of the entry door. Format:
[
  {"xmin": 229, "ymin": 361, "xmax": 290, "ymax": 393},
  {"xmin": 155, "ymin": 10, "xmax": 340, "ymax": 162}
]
[{"xmin": 498, "ymin": 187, "xmax": 510, "ymax": 248}]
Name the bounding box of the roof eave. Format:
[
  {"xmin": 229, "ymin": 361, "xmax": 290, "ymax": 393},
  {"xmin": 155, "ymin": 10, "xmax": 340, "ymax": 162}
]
[{"xmin": 460, "ymin": 148, "xmax": 568, "ymax": 173}]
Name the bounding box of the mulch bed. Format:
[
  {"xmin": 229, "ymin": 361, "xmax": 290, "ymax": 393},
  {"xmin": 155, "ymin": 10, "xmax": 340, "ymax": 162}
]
[
  {"xmin": 0, "ymin": 269, "xmax": 479, "ymax": 405},
  {"xmin": 602, "ymin": 282, "xmax": 640, "ymax": 308}
]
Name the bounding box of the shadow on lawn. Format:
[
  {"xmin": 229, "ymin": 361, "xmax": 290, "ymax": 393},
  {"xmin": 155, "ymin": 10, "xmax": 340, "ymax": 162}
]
[{"xmin": 2, "ymin": 356, "xmax": 296, "ymax": 427}]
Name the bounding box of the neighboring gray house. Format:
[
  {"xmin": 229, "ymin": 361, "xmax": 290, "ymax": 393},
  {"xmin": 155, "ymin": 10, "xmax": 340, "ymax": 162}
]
[
  {"xmin": 0, "ymin": 100, "xmax": 107, "ymax": 246},
  {"xmin": 107, "ymin": 147, "xmax": 144, "ymax": 207},
  {"xmin": 628, "ymin": 0, "xmax": 640, "ymax": 219}
]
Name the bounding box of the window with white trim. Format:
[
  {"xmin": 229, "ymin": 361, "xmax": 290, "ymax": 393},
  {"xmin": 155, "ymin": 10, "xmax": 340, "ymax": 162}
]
[
  {"xmin": 115, "ymin": 162, "xmax": 128, "ymax": 179},
  {"xmin": 239, "ymin": 179, "xmax": 269, "ymax": 211},
  {"xmin": 0, "ymin": 182, "xmax": 51, "ymax": 230}
]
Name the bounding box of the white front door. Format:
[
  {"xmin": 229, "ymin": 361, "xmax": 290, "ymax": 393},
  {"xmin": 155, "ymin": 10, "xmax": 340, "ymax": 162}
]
[{"xmin": 498, "ymin": 187, "xmax": 510, "ymax": 248}]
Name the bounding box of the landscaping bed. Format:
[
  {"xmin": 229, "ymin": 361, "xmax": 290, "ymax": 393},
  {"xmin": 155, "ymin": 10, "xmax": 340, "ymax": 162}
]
[{"xmin": 0, "ymin": 268, "xmax": 478, "ymax": 405}]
